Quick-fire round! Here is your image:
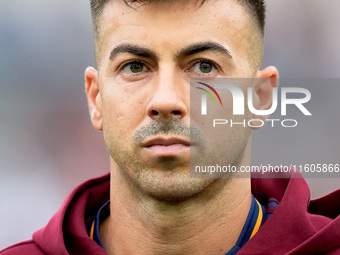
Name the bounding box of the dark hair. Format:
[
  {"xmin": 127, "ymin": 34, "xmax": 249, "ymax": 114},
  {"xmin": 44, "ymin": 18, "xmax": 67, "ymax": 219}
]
[
  {"xmin": 237, "ymin": 0, "xmax": 266, "ymax": 35},
  {"xmin": 90, "ymin": 0, "xmax": 266, "ymax": 38}
]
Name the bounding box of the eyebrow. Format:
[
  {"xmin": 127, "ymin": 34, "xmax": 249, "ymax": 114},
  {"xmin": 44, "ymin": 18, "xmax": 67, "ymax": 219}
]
[
  {"xmin": 109, "ymin": 44, "xmax": 157, "ymax": 60},
  {"xmin": 109, "ymin": 41, "xmax": 233, "ymax": 61},
  {"xmin": 177, "ymin": 42, "xmax": 233, "ymax": 59}
]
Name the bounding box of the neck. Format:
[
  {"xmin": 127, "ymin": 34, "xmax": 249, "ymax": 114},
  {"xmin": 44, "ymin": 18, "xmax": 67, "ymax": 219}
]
[{"xmin": 100, "ymin": 167, "xmax": 252, "ymax": 255}]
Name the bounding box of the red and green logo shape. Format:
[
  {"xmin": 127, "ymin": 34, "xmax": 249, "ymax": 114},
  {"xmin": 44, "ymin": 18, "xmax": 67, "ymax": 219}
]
[{"xmin": 196, "ymin": 82, "xmax": 223, "ymax": 106}]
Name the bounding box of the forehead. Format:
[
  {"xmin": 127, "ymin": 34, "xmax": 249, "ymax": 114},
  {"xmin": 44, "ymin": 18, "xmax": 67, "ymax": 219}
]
[
  {"xmin": 97, "ymin": 0, "xmax": 254, "ymax": 67},
  {"xmin": 100, "ymin": 0, "xmax": 250, "ymax": 35}
]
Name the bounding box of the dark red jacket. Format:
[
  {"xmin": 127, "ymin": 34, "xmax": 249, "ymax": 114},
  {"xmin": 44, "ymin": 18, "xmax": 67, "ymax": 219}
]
[{"xmin": 2, "ymin": 172, "xmax": 340, "ymax": 254}]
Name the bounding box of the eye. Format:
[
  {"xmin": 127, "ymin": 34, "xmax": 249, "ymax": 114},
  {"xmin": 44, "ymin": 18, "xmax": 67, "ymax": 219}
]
[
  {"xmin": 198, "ymin": 62, "xmax": 213, "ymax": 73},
  {"xmin": 121, "ymin": 60, "xmax": 149, "ymax": 74},
  {"xmin": 190, "ymin": 60, "xmax": 218, "ymax": 76}
]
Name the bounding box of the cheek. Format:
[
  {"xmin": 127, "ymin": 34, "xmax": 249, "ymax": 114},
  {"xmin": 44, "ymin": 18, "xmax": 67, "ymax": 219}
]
[
  {"xmin": 102, "ymin": 97, "xmax": 145, "ymax": 132},
  {"xmin": 100, "ymin": 87, "xmax": 150, "ymax": 164},
  {"xmin": 100, "ymin": 85, "xmax": 149, "ymax": 143}
]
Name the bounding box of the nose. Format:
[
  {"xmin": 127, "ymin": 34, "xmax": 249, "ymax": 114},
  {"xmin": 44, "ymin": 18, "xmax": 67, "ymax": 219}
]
[{"xmin": 146, "ymin": 68, "xmax": 188, "ymax": 120}]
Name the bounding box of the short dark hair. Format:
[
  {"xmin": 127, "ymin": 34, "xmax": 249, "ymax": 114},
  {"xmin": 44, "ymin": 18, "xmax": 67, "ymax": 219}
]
[
  {"xmin": 90, "ymin": 0, "xmax": 265, "ymax": 70},
  {"xmin": 237, "ymin": 0, "xmax": 266, "ymax": 34},
  {"xmin": 90, "ymin": 0, "xmax": 266, "ymax": 39}
]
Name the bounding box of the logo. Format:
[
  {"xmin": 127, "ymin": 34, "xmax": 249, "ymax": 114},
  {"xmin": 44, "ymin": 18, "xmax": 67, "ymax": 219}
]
[
  {"xmin": 196, "ymin": 82, "xmax": 223, "ymax": 106},
  {"xmin": 195, "ymin": 80, "xmax": 312, "ymax": 128}
]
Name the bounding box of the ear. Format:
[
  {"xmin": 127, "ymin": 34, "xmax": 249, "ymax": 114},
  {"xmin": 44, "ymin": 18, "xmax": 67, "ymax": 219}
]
[
  {"xmin": 250, "ymin": 66, "xmax": 279, "ymax": 130},
  {"xmin": 85, "ymin": 67, "xmax": 103, "ymax": 131}
]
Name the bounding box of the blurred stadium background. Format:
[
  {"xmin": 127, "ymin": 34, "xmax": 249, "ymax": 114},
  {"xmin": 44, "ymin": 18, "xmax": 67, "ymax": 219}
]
[{"xmin": 1, "ymin": 0, "xmax": 340, "ymax": 249}]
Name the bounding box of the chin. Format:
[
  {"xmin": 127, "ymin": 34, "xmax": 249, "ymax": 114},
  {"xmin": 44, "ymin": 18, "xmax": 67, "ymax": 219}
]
[{"xmin": 136, "ymin": 171, "xmax": 216, "ymax": 203}]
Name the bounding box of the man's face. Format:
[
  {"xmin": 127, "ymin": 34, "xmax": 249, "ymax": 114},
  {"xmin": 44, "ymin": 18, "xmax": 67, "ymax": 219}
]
[{"xmin": 89, "ymin": 0, "xmax": 261, "ymax": 201}]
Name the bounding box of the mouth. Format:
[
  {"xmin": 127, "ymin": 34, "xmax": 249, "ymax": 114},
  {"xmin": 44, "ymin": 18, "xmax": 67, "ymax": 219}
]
[{"xmin": 142, "ymin": 137, "xmax": 191, "ymax": 157}]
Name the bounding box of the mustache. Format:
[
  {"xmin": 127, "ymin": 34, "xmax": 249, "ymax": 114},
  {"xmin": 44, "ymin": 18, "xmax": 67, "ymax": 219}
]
[{"xmin": 133, "ymin": 118, "xmax": 205, "ymax": 146}]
